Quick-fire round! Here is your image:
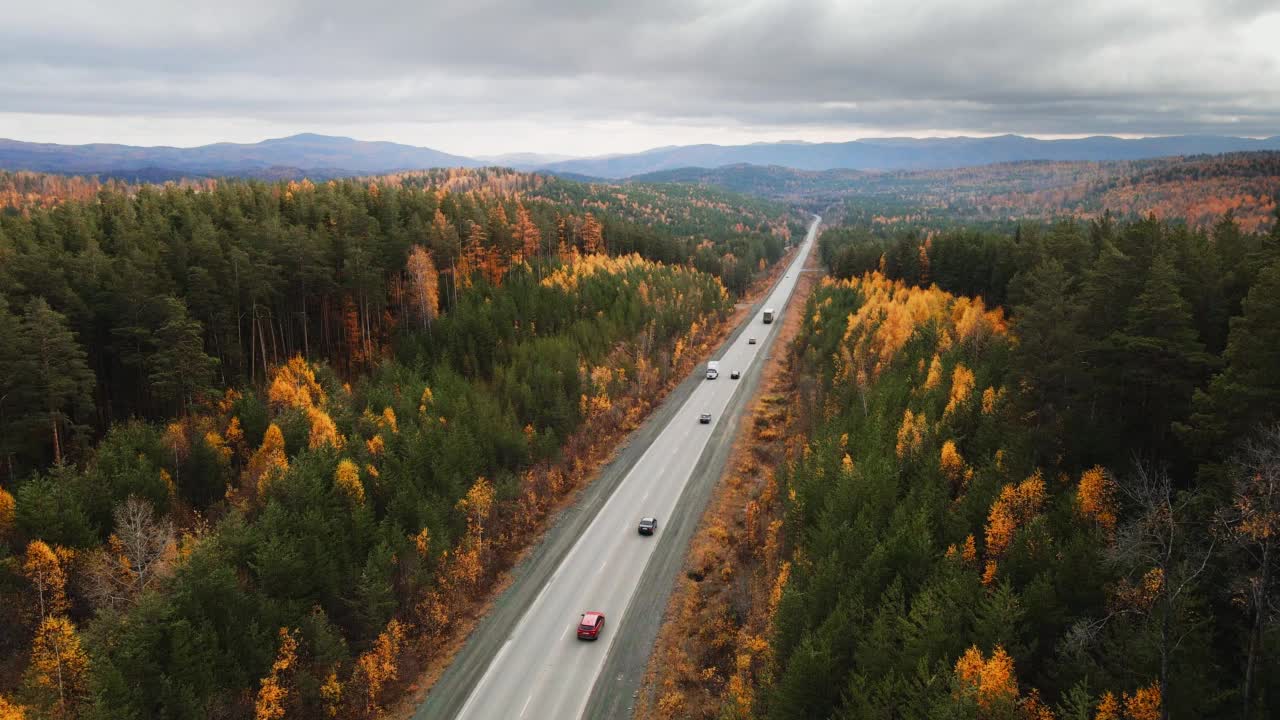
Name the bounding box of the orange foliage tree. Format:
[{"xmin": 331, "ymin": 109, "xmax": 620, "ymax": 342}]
[
  {"xmin": 1076, "ymin": 466, "xmax": 1118, "ymax": 533},
  {"xmin": 248, "ymin": 424, "xmax": 290, "ymax": 496},
  {"xmin": 0, "ymin": 696, "xmax": 27, "ymax": 720},
  {"xmin": 983, "ymin": 471, "xmax": 1048, "ymax": 584},
  {"xmin": 22, "ymin": 540, "xmax": 69, "ymax": 621},
  {"xmin": 350, "ymin": 619, "xmax": 405, "ymax": 719},
  {"xmin": 405, "ymin": 245, "xmax": 440, "ymax": 329},
  {"xmin": 254, "ymin": 628, "xmax": 298, "ymax": 720},
  {"xmin": 952, "ymin": 645, "xmax": 1020, "ymax": 716},
  {"xmin": 0, "ymin": 487, "xmax": 15, "ymax": 541},
  {"xmin": 25, "ymin": 616, "xmax": 88, "ymax": 715}
]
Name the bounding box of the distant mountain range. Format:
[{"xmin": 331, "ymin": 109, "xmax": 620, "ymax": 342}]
[
  {"xmin": 2, "ymin": 132, "xmax": 1280, "ymax": 180},
  {"xmin": 0, "ymin": 133, "xmax": 480, "ymax": 180},
  {"xmin": 538, "ymin": 135, "xmax": 1280, "ymax": 177}
]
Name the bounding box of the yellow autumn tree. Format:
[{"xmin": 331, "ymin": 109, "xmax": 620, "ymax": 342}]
[
  {"xmin": 320, "ymin": 672, "xmax": 342, "ymax": 718},
  {"xmin": 1077, "ymin": 466, "xmax": 1118, "ymax": 532},
  {"xmin": 25, "ymin": 616, "xmax": 88, "ymax": 714},
  {"xmin": 334, "ymin": 459, "xmax": 365, "ymax": 505},
  {"xmin": 940, "ymin": 440, "xmax": 967, "ymax": 486},
  {"xmin": 352, "ymin": 619, "xmax": 405, "ymax": 717},
  {"xmin": 953, "ymin": 645, "xmax": 1020, "ymax": 716},
  {"xmin": 250, "ymin": 424, "xmax": 290, "ymax": 496},
  {"xmin": 0, "ymin": 487, "xmax": 15, "ymax": 540},
  {"xmin": 413, "ymin": 527, "xmax": 431, "ymax": 559},
  {"xmin": 945, "ymin": 363, "xmax": 976, "ymax": 417},
  {"xmin": 267, "ymin": 356, "xmax": 326, "ymax": 411},
  {"xmin": 981, "ymin": 386, "xmax": 1000, "ymax": 415},
  {"xmin": 1094, "ymin": 692, "xmax": 1120, "ymax": 720},
  {"xmin": 23, "ymin": 540, "xmax": 68, "ymax": 620},
  {"xmin": 513, "ymin": 204, "xmax": 542, "ymax": 264},
  {"xmin": 255, "ymin": 628, "xmax": 298, "ymax": 720},
  {"xmin": 405, "ymin": 245, "xmax": 440, "ymax": 329},
  {"xmin": 457, "ymin": 477, "xmax": 495, "ymax": 540},
  {"xmin": 0, "ymin": 696, "xmax": 27, "ymax": 720},
  {"xmin": 1123, "ymin": 683, "xmax": 1161, "ymax": 720},
  {"xmin": 983, "ymin": 471, "xmax": 1048, "ymax": 584},
  {"xmin": 380, "ymin": 407, "xmax": 398, "ymax": 434},
  {"xmin": 308, "ymin": 407, "xmax": 343, "ymax": 449},
  {"xmin": 582, "ymin": 213, "xmax": 605, "ymax": 254},
  {"xmin": 924, "ymin": 354, "xmax": 944, "ymax": 390},
  {"xmin": 896, "ymin": 409, "xmax": 928, "ymax": 458}
]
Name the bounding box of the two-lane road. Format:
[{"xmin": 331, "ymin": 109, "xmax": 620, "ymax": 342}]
[{"xmin": 418, "ymin": 216, "xmax": 820, "ymax": 720}]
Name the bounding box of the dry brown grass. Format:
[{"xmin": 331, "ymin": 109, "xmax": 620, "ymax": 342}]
[{"xmin": 633, "ymin": 249, "xmax": 822, "ymax": 720}]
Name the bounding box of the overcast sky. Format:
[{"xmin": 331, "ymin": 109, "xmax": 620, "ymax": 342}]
[{"xmin": 2, "ymin": 0, "xmax": 1278, "ymax": 156}]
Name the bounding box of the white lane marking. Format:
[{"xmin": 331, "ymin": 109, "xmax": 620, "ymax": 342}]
[
  {"xmin": 598, "ymin": 560, "xmax": 608, "ymax": 574},
  {"xmin": 521, "ymin": 693, "xmax": 535, "ymax": 718}
]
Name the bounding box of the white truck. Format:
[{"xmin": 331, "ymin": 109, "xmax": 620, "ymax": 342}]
[
  {"xmin": 706, "ymin": 360, "xmax": 720, "ymax": 379},
  {"xmin": 763, "ymin": 308, "xmax": 775, "ymax": 324}
]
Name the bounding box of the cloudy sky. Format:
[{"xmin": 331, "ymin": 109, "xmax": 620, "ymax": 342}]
[{"xmin": 2, "ymin": 0, "xmax": 1279, "ymax": 156}]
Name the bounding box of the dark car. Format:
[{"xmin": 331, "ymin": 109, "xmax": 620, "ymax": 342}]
[
  {"xmin": 699, "ymin": 412, "xmax": 712, "ymax": 424},
  {"xmin": 748, "ymin": 337, "xmax": 757, "ymax": 345},
  {"xmin": 730, "ymin": 370, "xmax": 741, "ymax": 379},
  {"xmin": 638, "ymin": 517, "xmax": 657, "ymax": 535},
  {"xmin": 577, "ymin": 611, "xmax": 605, "ymax": 640}
]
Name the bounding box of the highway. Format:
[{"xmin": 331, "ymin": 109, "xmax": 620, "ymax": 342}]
[{"xmin": 417, "ymin": 216, "xmax": 820, "ymax": 720}]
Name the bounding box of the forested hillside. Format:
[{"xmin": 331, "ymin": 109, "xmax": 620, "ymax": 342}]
[
  {"xmin": 648, "ymin": 210, "xmax": 1280, "ymax": 719},
  {"xmin": 0, "ymin": 169, "xmax": 797, "ymax": 718},
  {"xmin": 649, "ymin": 153, "xmax": 1280, "ymax": 235}
]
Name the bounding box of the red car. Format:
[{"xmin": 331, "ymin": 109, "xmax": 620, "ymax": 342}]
[{"xmin": 577, "ymin": 611, "xmax": 605, "ymax": 640}]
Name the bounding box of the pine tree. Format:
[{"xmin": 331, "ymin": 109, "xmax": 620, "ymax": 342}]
[
  {"xmin": 15, "ymin": 298, "xmax": 95, "ymax": 465},
  {"xmin": 149, "ymin": 297, "xmax": 218, "ymax": 416},
  {"xmin": 1186, "ymin": 260, "xmax": 1280, "ymax": 450},
  {"xmin": 1106, "ymin": 250, "xmax": 1210, "ymax": 451},
  {"xmin": 1009, "ymin": 259, "xmax": 1086, "ymax": 458}
]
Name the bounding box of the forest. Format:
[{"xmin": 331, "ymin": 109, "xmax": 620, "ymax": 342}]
[
  {"xmin": 647, "ymin": 153, "xmax": 1280, "ymax": 236},
  {"xmin": 672, "ymin": 208, "xmax": 1279, "ymax": 719},
  {"xmin": 0, "ymin": 169, "xmax": 798, "ymax": 718}
]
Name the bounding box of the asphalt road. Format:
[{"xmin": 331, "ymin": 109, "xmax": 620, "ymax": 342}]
[{"xmin": 416, "ymin": 216, "xmax": 820, "ymax": 720}]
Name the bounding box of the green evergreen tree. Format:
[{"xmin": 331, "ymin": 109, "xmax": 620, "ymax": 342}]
[
  {"xmin": 148, "ymin": 297, "xmax": 219, "ymax": 415},
  {"xmin": 1185, "ymin": 260, "xmax": 1280, "ymax": 453},
  {"xmin": 16, "ymin": 298, "xmax": 96, "ymax": 464},
  {"xmin": 1104, "ymin": 250, "xmax": 1210, "ymax": 453},
  {"xmin": 1010, "ymin": 258, "xmax": 1087, "ymax": 461}
]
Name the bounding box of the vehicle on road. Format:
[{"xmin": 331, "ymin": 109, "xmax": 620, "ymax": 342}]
[
  {"xmin": 763, "ymin": 308, "xmax": 775, "ymax": 323},
  {"xmin": 638, "ymin": 517, "xmax": 657, "ymax": 535},
  {"xmin": 577, "ymin": 611, "xmax": 605, "ymax": 640},
  {"xmin": 748, "ymin": 337, "xmax": 757, "ymax": 345},
  {"xmin": 699, "ymin": 412, "xmax": 712, "ymax": 424},
  {"xmin": 730, "ymin": 370, "xmax": 741, "ymax": 379},
  {"xmin": 706, "ymin": 360, "xmax": 719, "ymax": 379}
]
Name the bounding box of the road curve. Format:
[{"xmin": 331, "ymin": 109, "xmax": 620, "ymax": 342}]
[{"xmin": 416, "ymin": 217, "xmax": 821, "ymax": 720}]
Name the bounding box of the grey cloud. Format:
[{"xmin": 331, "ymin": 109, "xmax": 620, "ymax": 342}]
[{"xmin": 2, "ymin": 0, "xmax": 1278, "ymax": 143}]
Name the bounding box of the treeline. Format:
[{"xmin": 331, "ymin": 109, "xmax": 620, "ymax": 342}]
[
  {"xmin": 744, "ymin": 212, "xmax": 1280, "ymax": 718},
  {"xmin": 0, "ymin": 170, "xmax": 794, "ymax": 479},
  {"xmin": 815, "ymin": 154, "xmax": 1280, "ymax": 234}
]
